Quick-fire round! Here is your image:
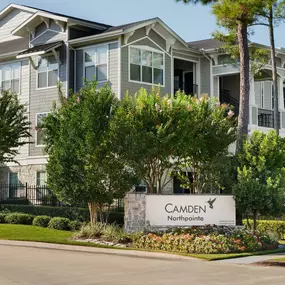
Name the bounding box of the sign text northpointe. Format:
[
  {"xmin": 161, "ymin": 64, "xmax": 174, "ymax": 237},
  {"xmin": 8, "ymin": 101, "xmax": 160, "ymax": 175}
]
[{"xmin": 145, "ymin": 195, "xmax": 236, "ymax": 227}]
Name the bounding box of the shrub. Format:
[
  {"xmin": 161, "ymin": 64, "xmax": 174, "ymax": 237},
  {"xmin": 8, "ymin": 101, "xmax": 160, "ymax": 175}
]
[
  {"xmin": 4, "ymin": 213, "xmax": 34, "ymax": 225},
  {"xmin": 0, "ymin": 213, "xmax": 7, "ymax": 223},
  {"xmin": 48, "ymin": 217, "xmax": 71, "ymax": 231},
  {"xmin": 75, "ymin": 223, "xmax": 105, "ymax": 239},
  {"xmin": 0, "ymin": 204, "xmax": 124, "ymax": 224},
  {"xmin": 243, "ymin": 220, "xmax": 285, "ymax": 239},
  {"xmin": 69, "ymin": 220, "xmax": 83, "ymax": 232},
  {"xmin": 103, "ymin": 224, "xmax": 131, "ymax": 243},
  {"xmin": 32, "ymin": 216, "xmax": 51, "ymax": 228},
  {"xmin": 135, "ymin": 227, "xmax": 278, "ymax": 254},
  {"xmin": 1, "ymin": 198, "xmax": 30, "ymax": 205}
]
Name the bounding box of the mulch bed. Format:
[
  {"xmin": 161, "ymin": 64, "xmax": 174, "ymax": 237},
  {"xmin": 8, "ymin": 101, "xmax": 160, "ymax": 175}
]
[{"xmin": 255, "ymin": 261, "xmax": 285, "ymax": 267}]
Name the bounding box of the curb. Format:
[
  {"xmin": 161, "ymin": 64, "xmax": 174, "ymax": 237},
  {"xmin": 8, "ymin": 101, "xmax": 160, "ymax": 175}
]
[{"xmin": 0, "ymin": 240, "xmax": 196, "ymax": 261}]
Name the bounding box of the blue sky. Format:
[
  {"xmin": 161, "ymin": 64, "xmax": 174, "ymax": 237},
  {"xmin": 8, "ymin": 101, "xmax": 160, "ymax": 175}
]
[{"xmin": 3, "ymin": 0, "xmax": 285, "ymax": 47}]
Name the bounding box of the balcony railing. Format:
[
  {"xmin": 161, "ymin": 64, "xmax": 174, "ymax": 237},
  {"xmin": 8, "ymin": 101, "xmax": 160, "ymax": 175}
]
[{"xmin": 258, "ymin": 108, "xmax": 280, "ymax": 128}]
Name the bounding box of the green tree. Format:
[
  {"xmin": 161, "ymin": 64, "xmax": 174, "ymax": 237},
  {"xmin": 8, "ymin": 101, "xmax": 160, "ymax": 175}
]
[
  {"xmin": 175, "ymin": 94, "xmax": 237, "ymax": 193},
  {"xmin": 255, "ymin": 0, "xmax": 285, "ymax": 134},
  {"xmin": 0, "ymin": 90, "xmax": 31, "ymax": 164},
  {"xmin": 44, "ymin": 82, "xmax": 137, "ymax": 225},
  {"xmin": 111, "ymin": 88, "xmax": 182, "ymax": 194},
  {"xmin": 234, "ymin": 130, "xmax": 285, "ymax": 232},
  {"xmin": 176, "ymin": 0, "xmax": 263, "ymax": 153}
]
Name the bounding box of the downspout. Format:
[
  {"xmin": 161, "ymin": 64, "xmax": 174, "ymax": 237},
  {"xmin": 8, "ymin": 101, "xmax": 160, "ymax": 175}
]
[
  {"xmin": 201, "ymin": 48, "xmax": 214, "ymax": 97},
  {"xmin": 69, "ymin": 44, "xmax": 76, "ymax": 93}
]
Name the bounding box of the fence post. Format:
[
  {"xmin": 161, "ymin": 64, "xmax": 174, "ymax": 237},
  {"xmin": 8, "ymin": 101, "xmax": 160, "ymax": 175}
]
[{"xmin": 25, "ymin": 182, "xmax": 28, "ymax": 201}]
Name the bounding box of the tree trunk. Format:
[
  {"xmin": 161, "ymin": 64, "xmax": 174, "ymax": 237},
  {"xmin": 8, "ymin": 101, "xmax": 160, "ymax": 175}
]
[
  {"xmin": 236, "ymin": 22, "xmax": 250, "ymax": 154},
  {"xmin": 88, "ymin": 201, "xmax": 97, "ymax": 227},
  {"xmin": 253, "ymin": 209, "xmax": 257, "ymax": 234},
  {"xmin": 269, "ymin": 8, "xmax": 279, "ymax": 135}
]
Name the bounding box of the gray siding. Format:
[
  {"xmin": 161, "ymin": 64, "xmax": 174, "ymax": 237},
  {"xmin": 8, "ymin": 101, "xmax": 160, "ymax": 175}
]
[
  {"xmin": 0, "ymin": 9, "xmax": 32, "ymax": 42},
  {"xmin": 200, "ymin": 57, "xmax": 210, "ymax": 95},
  {"xmin": 213, "ymin": 76, "xmax": 219, "ymax": 98},
  {"xmin": 29, "ymin": 45, "xmax": 67, "ymax": 157},
  {"xmin": 212, "ymin": 65, "xmax": 240, "ymax": 76},
  {"xmin": 75, "ymin": 42, "xmax": 119, "ymax": 95},
  {"xmin": 121, "ymin": 37, "xmax": 171, "ymax": 96},
  {"xmin": 0, "ymin": 38, "xmax": 29, "ymax": 54},
  {"xmin": 31, "ymin": 30, "xmax": 67, "ymax": 46}
]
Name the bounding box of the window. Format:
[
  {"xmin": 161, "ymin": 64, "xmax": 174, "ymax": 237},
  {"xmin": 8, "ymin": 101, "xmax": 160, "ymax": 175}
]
[
  {"xmin": 130, "ymin": 47, "xmax": 164, "ymax": 85},
  {"xmin": 8, "ymin": 172, "xmax": 19, "ymax": 198},
  {"xmin": 36, "ymin": 171, "xmax": 46, "ymax": 186},
  {"xmin": 36, "ymin": 113, "xmax": 48, "ymax": 146},
  {"xmin": 84, "ymin": 45, "xmax": 108, "ymax": 82},
  {"xmin": 0, "ymin": 63, "xmax": 20, "ymax": 93},
  {"xmin": 37, "ymin": 55, "xmax": 58, "ymax": 88}
]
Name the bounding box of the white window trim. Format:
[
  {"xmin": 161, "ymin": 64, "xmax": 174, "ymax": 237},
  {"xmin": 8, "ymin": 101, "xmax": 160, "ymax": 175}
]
[
  {"xmin": 128, "ymin": 45, "xmax": 165, "ymax": 87},
  {"xmin": 83, "ymin": 44, "xmax": 109, "ymax": 83},
  {"xmin": 36, "ymin": 53, "xmax": 59, "ymax": 90},
  {"xmin": 35, "ymin": 170, "xmax": 47, "ymax": 186},
  {"xmin": 0, "ymin": 62, "xmax": 21, "ymax": 95},
  {"xmin": 35, "ymin": 112, "xmax": 50, "ymax": 147}
]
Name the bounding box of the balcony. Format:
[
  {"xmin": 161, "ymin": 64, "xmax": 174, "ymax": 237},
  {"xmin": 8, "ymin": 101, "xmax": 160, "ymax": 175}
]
[{"xmin": 258, "ymin": 109, "xmax": 280, "ymax": 128}]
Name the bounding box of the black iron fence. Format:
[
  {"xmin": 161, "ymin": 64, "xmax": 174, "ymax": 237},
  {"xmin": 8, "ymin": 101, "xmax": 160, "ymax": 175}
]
[{"xmin": 0, "ymin": 183, "xmax": 124, "ymax": 211}]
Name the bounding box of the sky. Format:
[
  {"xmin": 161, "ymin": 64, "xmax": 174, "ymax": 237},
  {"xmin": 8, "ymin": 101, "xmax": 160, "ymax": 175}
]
[{"xmin": 2, "ymin": 0, "xmax": 285, "ymax": 47}]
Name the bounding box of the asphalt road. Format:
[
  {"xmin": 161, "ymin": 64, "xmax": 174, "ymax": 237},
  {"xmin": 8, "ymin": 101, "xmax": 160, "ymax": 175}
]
[{"xmin": 1, "ymin": 245, "xmax": 285, "ymax": 285}]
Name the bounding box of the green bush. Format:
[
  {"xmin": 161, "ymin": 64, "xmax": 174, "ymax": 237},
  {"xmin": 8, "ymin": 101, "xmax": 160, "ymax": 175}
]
[
  {"xmin": 75, "ymin": 223, "xmax": 105, "ymax": 239},
  {"xmin": 103, "ymin": 224, "xmax": 131, "ymax": 243},
  {"xmin": 0, "ymin": 204, "xmax": 124, "ymax": 224},
  {"xmin": 0, "ymin": 213, "xmax": 7, "ymax": 223},
  {"xmin": 4, "ymin": 213, "xmax": 34, "ymax": 225},
  {"xmin": 1, "ymin": 198, "xmax": 30, "ymax": 205},
  {"xmin": 243, "ymin": 219, "xmax": 285, "ymax": 239},
  {"xmin": 48, "ymin": 217, "xmax": 71, "ymax": 230},
  {"xmin": 69, "ymin": 220, "xmax": 83, "ymax": 232},
  {"xmin": 32, "ymin": 216, "xmax": 51, "ymax": 228}
]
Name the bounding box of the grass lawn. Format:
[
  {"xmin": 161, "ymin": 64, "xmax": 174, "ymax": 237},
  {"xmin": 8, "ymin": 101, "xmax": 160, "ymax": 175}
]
[{"xmin": 0, "ymin": 224, "xmax": 285, "ymax": 261}]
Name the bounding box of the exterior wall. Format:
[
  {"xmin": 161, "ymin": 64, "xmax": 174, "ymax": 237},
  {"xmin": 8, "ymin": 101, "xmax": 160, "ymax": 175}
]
[
  {"xmin": 172, "ymin": 50, "xmax": 200, "ymax": 62},
  {"xmin": 0, "ymin": 9, "xmax": 33, "ymax": 43},
  {"xmin": 29, "ymin": 45, "xmax": 67, "ymax": 157},
  {"xmin": 0, "ymin": 164, "xmax": 46, "ymax": 185},
  {"xmin": 200, "ymin": 57, "xmax": 210, "ymax": 95},
  {"xmin": 75, "ymin": 41, "xmax": 119, "ymax": 95},
  {"xmin": 212, "ymin": 65, "xmax": 240, "ymax": 76},
  {"xmin": 0, "ymin": 38, "xmax": 29, "ymax": 54},
  {"xmin": 121, "ymin": 36, "xmax": 171, "ymax": 96}
]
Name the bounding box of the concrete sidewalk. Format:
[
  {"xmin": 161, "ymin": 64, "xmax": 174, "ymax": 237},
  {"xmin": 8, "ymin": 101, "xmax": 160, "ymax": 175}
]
[
  {"xmin": 0, "ymin": 240, "xmax": 196, "ymax": 261},
  {"xmin": 215, "ymin": 253, "xmax": 285, "ymax": 264}
]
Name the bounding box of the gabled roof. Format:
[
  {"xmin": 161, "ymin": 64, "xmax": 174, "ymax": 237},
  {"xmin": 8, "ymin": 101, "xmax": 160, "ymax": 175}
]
[
  {"xmin": 188, "ymin": 39, "xmax": 224, "ymax": 51},
  {"xmin": 0, "ymin": 4, "xmax": 37, "ymax": 20},
  {"xmin": 21, "ymin": 5, "xmax": 112, "ymax": 29}
]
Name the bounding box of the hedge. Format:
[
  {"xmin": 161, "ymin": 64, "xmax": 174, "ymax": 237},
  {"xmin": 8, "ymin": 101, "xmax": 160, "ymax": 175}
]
[
  {"xmin": 4, "ymin": 213, "xmax": 34, "ymax": 225},
  {"xmin": 243, "ymin": 219, "xmax": 285, "ymax": 239},
  {"xmin": 0, "ymin": 205, "xmax": 124, "ymax": 225}
]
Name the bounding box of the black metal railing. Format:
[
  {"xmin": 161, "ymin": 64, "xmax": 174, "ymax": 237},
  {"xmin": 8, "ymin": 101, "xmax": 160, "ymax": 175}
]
[
  {"xmin": 258, "ymin": 108, "xmax": 280, "ymax": 129},
  {"xmin": 174, "ymin": 79, "xmax": 198, "ymax": 96},
  {"xmin": 220, "ymin": 89, "xmax": 240, "ymax": 116},
  {"xmin": 0, "ymin": 183, "xmax": 124, "ymax": 211}
]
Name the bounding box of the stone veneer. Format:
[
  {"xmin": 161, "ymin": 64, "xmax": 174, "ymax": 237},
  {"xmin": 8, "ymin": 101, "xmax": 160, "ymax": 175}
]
[
  {"xmin": 124, "ymin": 193, "xmax": 147, "ymax": 233},
  {"xmin": 0, "ymin": 164, "xmax": 46, "ymax": 185}
]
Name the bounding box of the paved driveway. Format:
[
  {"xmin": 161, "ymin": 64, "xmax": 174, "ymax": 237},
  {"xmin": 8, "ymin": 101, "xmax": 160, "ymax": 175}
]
[{"xmin": 1, "ymin": 245, "xmax": 285, "ymax": 285}]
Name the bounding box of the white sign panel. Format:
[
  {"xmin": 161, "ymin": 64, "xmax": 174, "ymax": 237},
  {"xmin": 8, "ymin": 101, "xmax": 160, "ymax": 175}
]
[{"xmin": 145, "ymin": 195, "xmax": 236, "ymax": 227}]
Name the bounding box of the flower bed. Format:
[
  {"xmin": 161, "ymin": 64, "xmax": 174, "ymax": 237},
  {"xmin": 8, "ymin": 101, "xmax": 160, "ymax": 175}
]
[{"xmin": 135, "ymin": 226, "xmax": 278, "ymax": 254}]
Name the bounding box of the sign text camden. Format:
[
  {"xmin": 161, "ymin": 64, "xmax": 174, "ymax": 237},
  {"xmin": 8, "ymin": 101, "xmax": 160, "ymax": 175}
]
[{"xmin": 145, "ymin": 195, "xmax": 236, "ymax": 227}]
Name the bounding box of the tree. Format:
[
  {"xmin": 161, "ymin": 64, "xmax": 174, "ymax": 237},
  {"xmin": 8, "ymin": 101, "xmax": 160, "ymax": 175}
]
[
  {"xmin": 175, "ymin": 94, "xmax": 237, "ymax": 193},
  {"xmin": 234, "ymin": 130, "xmax": 285, "ymax": 232},
  {"xmin": 176, "ymin": 0, "xmax": 263, "ymax": 153},
  {"xmin": 44, "ymin": 82, "xmax": 137, "ymax": 225},
  {"xmin": 255, "ymin": 0, "xmax": 285, "ymax": 134},
  {"xmin": 0, "ymin": 90, "xmax": 31, "ymax": 164},
  {"xmin": 111, "ymin": 88, "xmax": 182, "ymax": 194}
]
